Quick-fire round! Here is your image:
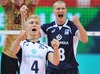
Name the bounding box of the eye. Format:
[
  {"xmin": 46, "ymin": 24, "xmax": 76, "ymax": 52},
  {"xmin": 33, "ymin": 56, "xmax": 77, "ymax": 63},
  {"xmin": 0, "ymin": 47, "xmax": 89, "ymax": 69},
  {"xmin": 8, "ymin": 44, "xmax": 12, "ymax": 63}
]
[
  {"xmin": 57, "ymin": 8, "xmax": 60, "ymax": 10},
  {"xmin": 62, "ymin": 8, "xmax": 65, "ymax": 10},
  {"xmin": 30, "ymin": 21, "xmax": 34, "ymax": 24},
  {"xmin": 35, "ymin": 21, "xmax": 39, "ymax": 25}
]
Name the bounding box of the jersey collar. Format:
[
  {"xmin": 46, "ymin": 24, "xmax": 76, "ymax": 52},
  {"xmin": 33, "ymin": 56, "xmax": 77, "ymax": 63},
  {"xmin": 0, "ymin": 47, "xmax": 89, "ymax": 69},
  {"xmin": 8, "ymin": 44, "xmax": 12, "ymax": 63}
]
[
  {"xmin": 55, "ymin": 19, "xmax": 68, "ymax": 27},
  {"xmin": 26, "ymin": 39, "xmax": 40, "ymax": 44},
  {"xmin": 55, "ymin": 19, "xmax": 72, "ymax": 34}
]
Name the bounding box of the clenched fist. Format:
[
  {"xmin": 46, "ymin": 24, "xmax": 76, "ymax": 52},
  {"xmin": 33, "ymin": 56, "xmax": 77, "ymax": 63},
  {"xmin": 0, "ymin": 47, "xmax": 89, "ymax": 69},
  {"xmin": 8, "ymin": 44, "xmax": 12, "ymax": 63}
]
[
  {"xmin": 20, "ymin": 5, "xmax": 28, "ymax": 17},
  {"xmin": 18, "ymin": 30, "xmax": 28, "ymax": 41},
  {"xmin": 72, "ymin": 15, "xmax": 81, "ymax": 27},
  {"xmin": 51, "ymin": 39, "xmax": 60, "ymax": 50}
]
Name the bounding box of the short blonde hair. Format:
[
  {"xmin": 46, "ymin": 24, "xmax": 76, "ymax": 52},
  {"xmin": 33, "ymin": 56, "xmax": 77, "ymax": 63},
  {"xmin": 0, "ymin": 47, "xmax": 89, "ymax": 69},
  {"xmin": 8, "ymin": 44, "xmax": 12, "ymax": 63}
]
[
  {"xmin": 53, "ymin": 0, "xmax": 66, "ymax": 8},
  {"xmin": 26, "ymin": 14, "xmax": 40, "ymax": 23},
  {"xmin": 27, "ymin": 14, "xmax": 40, "ymax": 20}
]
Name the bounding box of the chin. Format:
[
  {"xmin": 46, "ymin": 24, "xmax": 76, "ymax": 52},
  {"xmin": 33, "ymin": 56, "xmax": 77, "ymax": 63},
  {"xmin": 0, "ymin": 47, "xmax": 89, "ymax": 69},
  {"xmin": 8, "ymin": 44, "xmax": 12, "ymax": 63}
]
[{"xmin": 58, "ymin": 19, "xmax": 63, "ymax": 22}]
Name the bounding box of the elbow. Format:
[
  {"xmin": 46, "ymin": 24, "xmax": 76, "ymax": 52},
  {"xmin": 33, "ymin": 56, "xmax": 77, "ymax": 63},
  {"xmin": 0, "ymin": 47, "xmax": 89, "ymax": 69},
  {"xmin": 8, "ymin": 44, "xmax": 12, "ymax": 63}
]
[
  {"xmin": 53, "ymin": 60, "xmax": 60, "ymax": 66},
  {"xmin": 53, "ymin": 54, "xmax": 60, "ymax": 66},
  {"xmin": 10, "ymin": 50, "xmax": 16, "ymax": 55},
  {"xmin": 11, "ymin": 51, "xmax": 16, "ymax": 55}
]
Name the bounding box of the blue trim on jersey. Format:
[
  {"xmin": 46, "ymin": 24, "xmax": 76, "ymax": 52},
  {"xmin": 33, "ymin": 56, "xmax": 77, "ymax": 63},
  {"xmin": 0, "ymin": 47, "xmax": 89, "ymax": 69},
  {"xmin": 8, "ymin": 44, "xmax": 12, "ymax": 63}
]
[
  {"xmin": 46, "ymin": 51, "xmax": 54, "ymax": 61},
  {"xmin": 26, "ymin": 39, "xmax": 40, "ymax": 43},
  {"xmin": 16, "ymin": 47, "xmax": 22, "ymax": 66}
]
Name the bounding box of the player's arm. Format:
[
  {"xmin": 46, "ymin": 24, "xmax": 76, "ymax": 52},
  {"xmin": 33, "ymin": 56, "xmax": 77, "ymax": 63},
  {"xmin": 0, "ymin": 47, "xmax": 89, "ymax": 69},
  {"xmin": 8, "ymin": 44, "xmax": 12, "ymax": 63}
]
[
  {"xmin": 48, "ymin": 39, "xmax": 60, "ymax": 66},
  {"xmin": 10, "ymin": 30, "xmax": 27, "ymax": 55},
  {"xmin": 72, "ymin": 15, "xmax": 88, "ymax": 43},
  {"xmin": 20, "ymin": 5, "xmax": 28, "ymax": 30}
]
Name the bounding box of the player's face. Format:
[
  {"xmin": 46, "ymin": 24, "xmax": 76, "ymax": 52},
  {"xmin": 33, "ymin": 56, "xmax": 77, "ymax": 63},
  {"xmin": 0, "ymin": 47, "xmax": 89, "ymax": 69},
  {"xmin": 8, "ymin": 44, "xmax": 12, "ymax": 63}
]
[
  {"xmin": 0, "ymin": 0, "xmax": 8, "ymax": 6},
  {"xmin": 26, "ymin": 18, "xmax": 40, "ymax": 37},
  {"xmin": 53, "ymin": 2, "xmax": 67, "ymax": 23},
  {"xmin": 14, "ymin": 0, "xmax": 24, "ymax": 6}
]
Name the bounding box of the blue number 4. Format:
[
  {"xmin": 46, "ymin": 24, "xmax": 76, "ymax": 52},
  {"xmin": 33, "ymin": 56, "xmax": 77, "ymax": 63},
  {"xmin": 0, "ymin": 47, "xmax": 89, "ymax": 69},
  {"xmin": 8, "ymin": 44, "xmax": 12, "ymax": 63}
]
[{"xmin": 31, "ymin": 61, "xmax": 39, "ymax": 73}]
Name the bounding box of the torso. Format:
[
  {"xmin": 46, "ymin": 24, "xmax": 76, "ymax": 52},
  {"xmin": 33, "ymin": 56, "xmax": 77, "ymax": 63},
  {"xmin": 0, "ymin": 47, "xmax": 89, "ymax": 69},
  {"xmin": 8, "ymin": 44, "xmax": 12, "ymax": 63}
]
[
  {"xmin": 41, "ymin": 20, "xmax": 79, "ymax": 69},
  {"xmin": 18, "ymin": 40, "xmax": 53, "ymax": 74}
]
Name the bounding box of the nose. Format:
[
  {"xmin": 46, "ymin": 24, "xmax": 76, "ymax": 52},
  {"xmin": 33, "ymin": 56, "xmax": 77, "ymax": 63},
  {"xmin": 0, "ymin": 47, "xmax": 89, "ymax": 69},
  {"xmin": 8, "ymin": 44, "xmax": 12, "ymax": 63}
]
[
  {"xmin": 59, "ymin": 9, "xmax": 63, "ymax": 13},
  {"xmin": 32, "ymin": 23, "xmax": 36, "ymax": 27}
]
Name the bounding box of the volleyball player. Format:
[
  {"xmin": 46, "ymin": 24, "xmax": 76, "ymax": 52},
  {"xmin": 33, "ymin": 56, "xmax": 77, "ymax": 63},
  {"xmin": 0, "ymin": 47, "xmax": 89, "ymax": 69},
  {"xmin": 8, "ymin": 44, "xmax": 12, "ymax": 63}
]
[
  {"xmin": 10, "ymin": 14, "xmax": 60, "ymax": 74},
  {"xmin": 40, "ymin": 0, "xmax": 88, "ymax": 74},
  {"xmin": 0, "ymin": 0, "xmax": 40, "ymax": 74}
]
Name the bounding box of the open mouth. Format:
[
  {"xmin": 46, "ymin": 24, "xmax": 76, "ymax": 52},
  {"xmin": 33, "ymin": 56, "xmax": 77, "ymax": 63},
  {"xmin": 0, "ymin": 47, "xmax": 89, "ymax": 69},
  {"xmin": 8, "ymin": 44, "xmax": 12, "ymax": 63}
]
[
  {"xmin": 32, "ymin": 29, "xmax": 36, "ymax": 31},
  {"xmin": 58, "ymin": 14, "xmax": 63, "ymax": 18}
]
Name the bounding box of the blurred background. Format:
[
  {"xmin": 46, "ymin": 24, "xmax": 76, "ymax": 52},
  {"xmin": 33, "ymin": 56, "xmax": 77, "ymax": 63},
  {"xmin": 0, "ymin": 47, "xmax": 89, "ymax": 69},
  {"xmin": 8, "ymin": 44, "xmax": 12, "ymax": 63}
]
[{"xmin": 0, "ymin": 0, "xmax": 100, "ymax": 74}]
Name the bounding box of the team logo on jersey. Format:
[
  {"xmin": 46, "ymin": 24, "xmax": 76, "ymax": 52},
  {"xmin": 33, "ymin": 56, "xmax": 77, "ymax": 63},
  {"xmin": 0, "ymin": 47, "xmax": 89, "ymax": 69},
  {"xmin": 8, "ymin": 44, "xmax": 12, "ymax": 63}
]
[
  {"xmin": 56, "ymin": 34, "xmax": 62, "ymax": 40},
  {"xmin": 39, "ymin": 44, "xmax": 44, "ymax": 49},
  {"xmin": 51, "ymin": 29, "xmax": 56, "ymax": 33},
  {"xmin": 26, "ymin": 43, "xmax": 29, "ymax": 46},
  {"xmin": 31, "ymin": 49, "xmax": 37, "ymax": 54},
  {"xmin": 65, "ymin": 29, "xmax": 69, "ymax": 35}
]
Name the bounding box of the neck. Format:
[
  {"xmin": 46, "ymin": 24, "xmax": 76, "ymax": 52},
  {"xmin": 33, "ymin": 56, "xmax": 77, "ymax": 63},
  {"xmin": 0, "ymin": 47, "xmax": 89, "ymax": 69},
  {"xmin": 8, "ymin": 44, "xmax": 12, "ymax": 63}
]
[
  {"xmin": 15, "ymin": 4, "xmax": 23, "ymax": 9},
  {"xmin": 28, "ymin": 38, "xmax": 39, "ymax": 42},
  {"xmin": 57, "ymin": 19, "xmax": 66, "ymax": 25}
]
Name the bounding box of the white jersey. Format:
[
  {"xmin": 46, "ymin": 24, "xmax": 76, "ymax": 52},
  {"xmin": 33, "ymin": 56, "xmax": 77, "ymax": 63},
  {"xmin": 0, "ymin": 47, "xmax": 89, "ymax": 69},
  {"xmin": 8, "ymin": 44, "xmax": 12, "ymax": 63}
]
[{"xmin": 17, "ymin": 39, "xmax": 54, "ymax": 74}]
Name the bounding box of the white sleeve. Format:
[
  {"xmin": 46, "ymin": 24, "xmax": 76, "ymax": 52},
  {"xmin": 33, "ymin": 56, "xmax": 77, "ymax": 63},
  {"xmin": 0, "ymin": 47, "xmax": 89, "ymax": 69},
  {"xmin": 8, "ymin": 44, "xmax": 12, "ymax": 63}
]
[
  {"xmin": 75, "ymin": 30, "xmax": 79, "ymax": 36},
  {"xmin": 47, "ymin": 46, "xmax": 54, "ymax": 53},
  {"xmin": 73, "ymin": 36, "xmax": 79, "ymax": 58},
  {"xmin": 20, "ymin": 41, "xmax": 24, "ymax": 49}
]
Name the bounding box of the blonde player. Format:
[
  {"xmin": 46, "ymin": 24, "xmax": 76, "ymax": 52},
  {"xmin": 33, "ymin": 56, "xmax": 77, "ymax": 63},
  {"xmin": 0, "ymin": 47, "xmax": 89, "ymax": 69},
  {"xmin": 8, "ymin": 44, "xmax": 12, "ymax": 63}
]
[
  {"xmin": 0, "ymin": 0, "xmax": 40, "ymax": 74},
  {"xmin": 10, "ymin": 14, "xmax": 60, "ymax": 74}
]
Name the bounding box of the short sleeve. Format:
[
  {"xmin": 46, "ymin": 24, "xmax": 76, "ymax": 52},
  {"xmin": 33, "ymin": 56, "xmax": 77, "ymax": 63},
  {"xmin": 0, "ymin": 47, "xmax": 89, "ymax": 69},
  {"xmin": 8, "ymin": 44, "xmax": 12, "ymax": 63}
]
[
  {"xmin": 71, "ymin": 22, "xmax": 78, "ymax": 36},
  {"xmin": 47, "ymin": 46, "xmax": 54, "ymax": 53},
  {"xmin": 46, "ymin": 46, "xmax": 54, "ymax": 60}
]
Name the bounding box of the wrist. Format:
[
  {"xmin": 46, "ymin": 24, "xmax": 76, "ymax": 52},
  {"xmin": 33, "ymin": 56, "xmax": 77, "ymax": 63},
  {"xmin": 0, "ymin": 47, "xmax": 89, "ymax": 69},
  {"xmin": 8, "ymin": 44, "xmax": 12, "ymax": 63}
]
[{"xmin": 17, "ymin": 37, "xmax": 22, "ymax": 41}]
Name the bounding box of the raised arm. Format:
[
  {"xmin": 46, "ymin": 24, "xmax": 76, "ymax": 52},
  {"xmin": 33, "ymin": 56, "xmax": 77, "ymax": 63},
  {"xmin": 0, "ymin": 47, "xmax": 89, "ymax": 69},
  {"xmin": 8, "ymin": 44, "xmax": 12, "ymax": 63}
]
[
  {"xmin": 72, "ymin": 15, "xmax": 88, "ymax": 43},
  {"xmin": 10, "ymin": 30, "xmax": 27, "ymax": 55},
  {"xmin": 20, "ymin": 5, "xmax": 28, "ymax": 30},
  {"xmin": 48, "ymin": 39, "xmax": 60, "ymax": 66}
]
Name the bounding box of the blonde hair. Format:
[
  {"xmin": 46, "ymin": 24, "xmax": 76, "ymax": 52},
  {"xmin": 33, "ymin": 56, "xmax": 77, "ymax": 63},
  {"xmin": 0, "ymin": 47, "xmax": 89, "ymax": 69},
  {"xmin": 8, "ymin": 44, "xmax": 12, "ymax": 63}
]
[
  {"xmin": 25, "ymin": 14, "xmax": 41, "ymax": 25},
  {"xmin": 53, "ymin": 0, "xmax": 66, "ymax": 8},
  {"xmin": 26, "ymin": 14, "xmax": 40, "ymax": 21}
]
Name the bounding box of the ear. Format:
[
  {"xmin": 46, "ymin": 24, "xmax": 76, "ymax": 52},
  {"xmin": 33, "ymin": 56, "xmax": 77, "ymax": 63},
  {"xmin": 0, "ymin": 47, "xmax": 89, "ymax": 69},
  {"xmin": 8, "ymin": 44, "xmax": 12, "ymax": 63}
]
[{"xmin": 52, "ymin": 9, "xmax": 54, "ymax": 13}]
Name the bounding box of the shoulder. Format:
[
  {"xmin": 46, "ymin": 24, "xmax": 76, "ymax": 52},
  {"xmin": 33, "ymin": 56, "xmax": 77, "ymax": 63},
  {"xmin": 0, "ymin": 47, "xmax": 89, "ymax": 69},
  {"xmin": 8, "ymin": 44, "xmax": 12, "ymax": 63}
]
[
  {"xmin": 66, "ymin": 20, "xmax": 77, "ymax": 28},
  {"xmin": 39, "ymin": 42, "xmax": 52, "ymax": 49},
  {"xmin": 42, "ymin": 21, "xmax": 55, "ymax": 28},
  {"xmin": 20, "ymin": 40, "xmax": 28, "ymax": 46},
  {"xmin": 67, "ymin": 20, "xmax": 74, "ymax": 26}
]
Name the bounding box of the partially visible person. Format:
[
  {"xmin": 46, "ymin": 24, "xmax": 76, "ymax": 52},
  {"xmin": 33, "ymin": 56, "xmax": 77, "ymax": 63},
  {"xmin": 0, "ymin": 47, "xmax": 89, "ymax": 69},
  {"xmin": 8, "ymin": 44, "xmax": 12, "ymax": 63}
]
[
  {"xmin": 10, "ymin": 14, "xmax": 60, "ymax": 74},
  {"xmin": 40, "ymin": 0, "xmax": 88, "ymax": 74},
  {"xmin": 0, "ymin": 0, "xmax": 40, "ymax": 74}
]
